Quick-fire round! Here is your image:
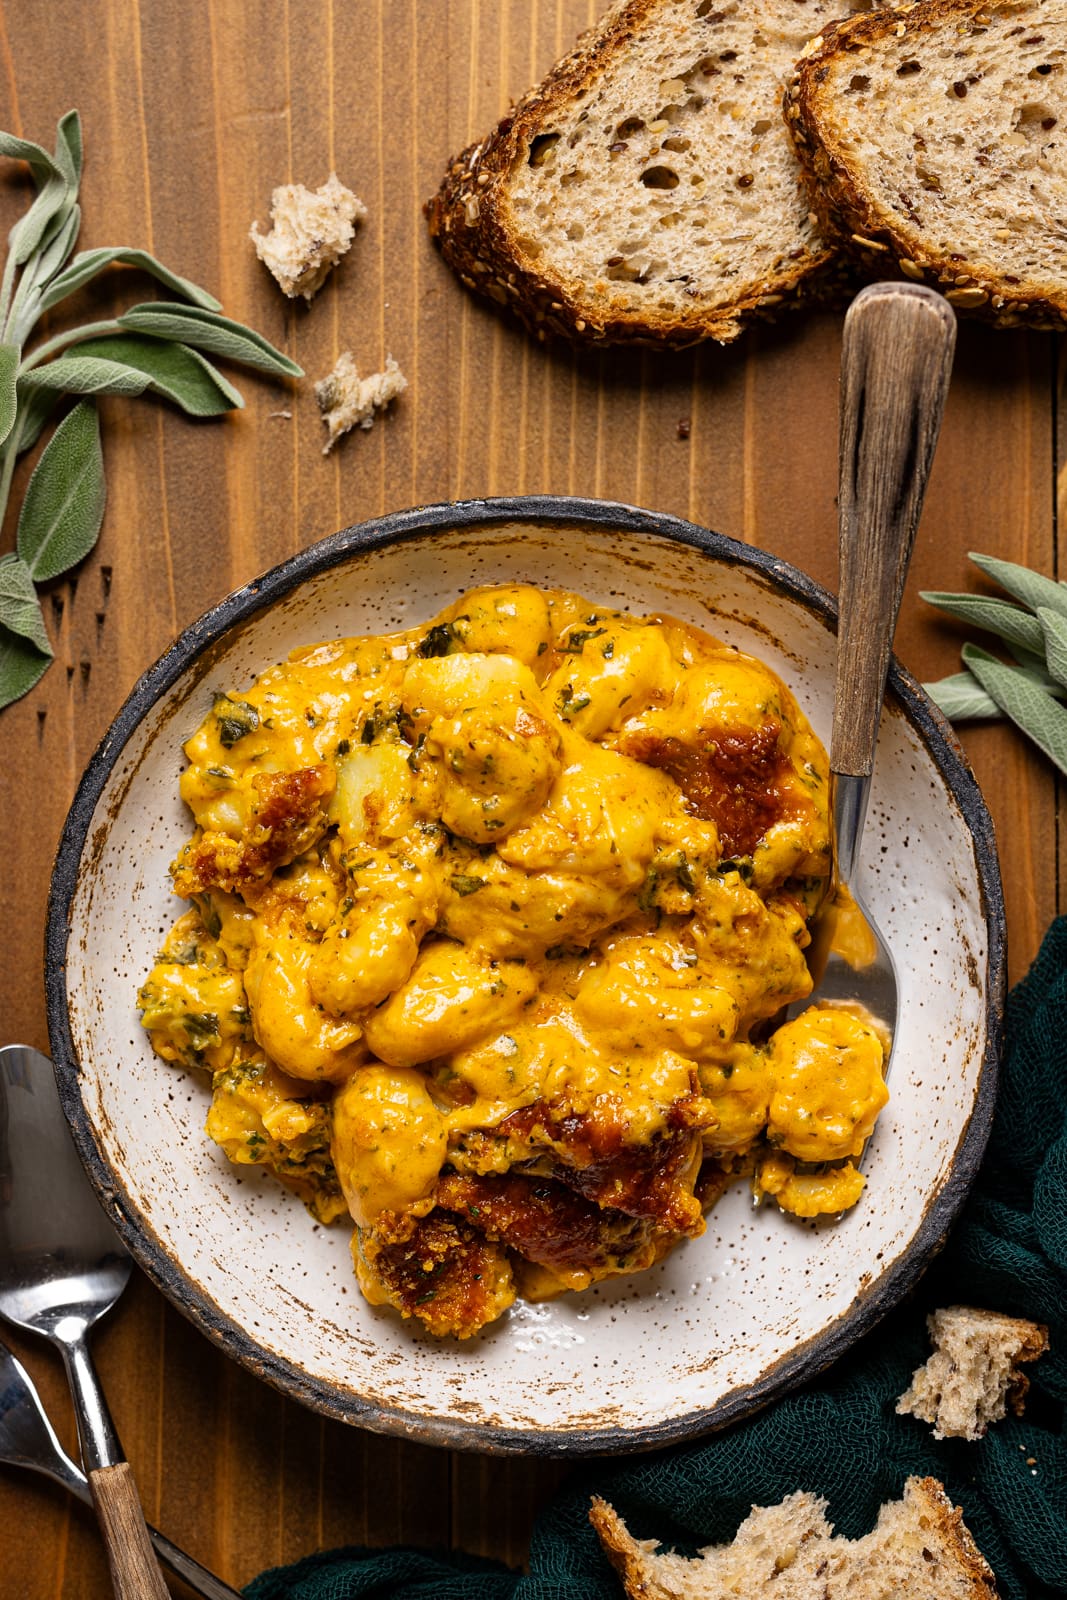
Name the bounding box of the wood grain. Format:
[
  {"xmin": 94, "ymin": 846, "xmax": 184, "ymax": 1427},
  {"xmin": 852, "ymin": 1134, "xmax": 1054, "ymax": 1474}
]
[
  {"xmin": 834, "ymin": 283, "xmax": 956, "ymax": 780},
  {"xmin": 88, "ymin": 1463, "xmax": 169, "ymax": 1600},
  {"xmin": 0, "ymin": 1, "xmax": 1061, "ymax": 1593}
]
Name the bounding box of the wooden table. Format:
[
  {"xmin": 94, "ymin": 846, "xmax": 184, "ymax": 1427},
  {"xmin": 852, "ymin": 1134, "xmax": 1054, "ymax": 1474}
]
[{"xmin": 0, "ymin": 1, "xmax": 1061, "ymax": 1593}]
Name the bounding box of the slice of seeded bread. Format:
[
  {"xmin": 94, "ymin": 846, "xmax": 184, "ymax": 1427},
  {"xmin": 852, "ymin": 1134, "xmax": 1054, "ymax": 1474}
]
[
  {"xmin": 590, "ymin": 1476, "xmax": 1000, "ymax": 1598},
  {"xmin": 786, "ymin": 0, "xmax": 1067, "ymax": 328},
  {"xmin": 897, "ymin": 1304, "xmax": 1050, "ymax": 1440},
  {"xmin": 426, "ymin": 0, "xmax": 862, "ymax": 347}
]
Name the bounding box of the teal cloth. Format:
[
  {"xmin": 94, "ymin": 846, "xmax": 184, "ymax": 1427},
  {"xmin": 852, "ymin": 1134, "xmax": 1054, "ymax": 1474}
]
[{"xmin": 247, "ymin": 919, "xmax": 1067, "ymax": 1600}]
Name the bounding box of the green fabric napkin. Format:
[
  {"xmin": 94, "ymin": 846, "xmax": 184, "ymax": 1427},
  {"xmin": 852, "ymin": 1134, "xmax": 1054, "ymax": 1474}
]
[{"xmin": 247, "ymin": 918, "xmax": 1067, "ymax": 1600}]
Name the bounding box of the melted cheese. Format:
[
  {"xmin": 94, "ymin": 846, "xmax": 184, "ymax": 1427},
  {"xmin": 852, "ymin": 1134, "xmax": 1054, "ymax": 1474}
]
[{"xmin": 141, "ymin": 583, "xmax": 890, "ymax": 1335}]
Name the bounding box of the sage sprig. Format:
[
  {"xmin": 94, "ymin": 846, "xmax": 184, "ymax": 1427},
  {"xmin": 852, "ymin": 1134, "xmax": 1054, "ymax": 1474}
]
[
  {"xmin": 923, "ymin": 552, "xmax": 1067, "ymax": 776},
  {"xmin": 0, "ymin": 110, "xmax": 302, "ymax": 712}
]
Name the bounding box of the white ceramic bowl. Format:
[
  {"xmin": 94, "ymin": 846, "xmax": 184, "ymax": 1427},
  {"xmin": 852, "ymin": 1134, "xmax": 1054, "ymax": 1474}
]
[{"xmin": 47, "ymin": 498, "xmax": 1004, "ymax": 1455}]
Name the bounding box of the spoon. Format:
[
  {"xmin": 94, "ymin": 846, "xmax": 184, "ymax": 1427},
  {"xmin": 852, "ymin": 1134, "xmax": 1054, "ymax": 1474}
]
[
  {"xmin": 0, "ymin": 1042, "xmax": 169, "ymax": 1599},
  {"xmin": 0, "ymin": 1332, "xmax": 242, "ymax": 1598},
  {"xmin": 801, "ymin": 282, "xmax": 956, "ymax": 1053}
]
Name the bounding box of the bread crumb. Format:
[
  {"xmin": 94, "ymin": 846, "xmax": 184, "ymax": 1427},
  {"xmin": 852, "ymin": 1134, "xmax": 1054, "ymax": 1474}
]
[
  {"xmin": 315, "ymin": 352, "xmax": 407, "ymax": 452},
  {"xmin": 250, "ymin": 174, "xmax": 366, "ymax": 302},
  {"xmin": 897, "ymin": 1305, "xmax": 1049, "ymax": 1441}
]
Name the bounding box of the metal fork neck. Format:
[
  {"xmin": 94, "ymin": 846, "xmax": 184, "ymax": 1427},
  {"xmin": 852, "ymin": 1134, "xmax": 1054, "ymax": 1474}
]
[
  {"xmin": 57, "ymin": 1334, "xmax": 122, "ymax": 1470},
  {"xmin": 832, "ymin": 771, "xmax": 871, "ymax": 888}
]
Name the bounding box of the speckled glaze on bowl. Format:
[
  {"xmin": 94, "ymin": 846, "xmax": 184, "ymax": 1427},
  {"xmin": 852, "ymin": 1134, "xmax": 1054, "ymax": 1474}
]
[{"xmin": 46, "ymin": 497, "xmax": 1005, "ymax": 1456}]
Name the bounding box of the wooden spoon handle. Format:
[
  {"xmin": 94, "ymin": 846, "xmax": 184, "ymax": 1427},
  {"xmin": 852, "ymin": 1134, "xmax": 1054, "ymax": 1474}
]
[
  {"xmin": 833, "ymin": 282, "xmax": 957, "ymax": 778},
  {"xmin": 88, "ymin": 1462, "xmax": 170, "ymax": 1600}
]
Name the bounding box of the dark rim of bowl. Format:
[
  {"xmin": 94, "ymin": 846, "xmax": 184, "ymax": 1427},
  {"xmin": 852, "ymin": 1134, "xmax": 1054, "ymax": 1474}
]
[{"xmin": 45, "ymin": 494, "xmax": 1006, "ymax": 1457}]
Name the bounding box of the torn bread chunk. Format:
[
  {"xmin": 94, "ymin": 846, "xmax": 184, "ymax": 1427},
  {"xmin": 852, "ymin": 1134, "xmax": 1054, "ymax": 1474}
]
[
  {"xmin": 590, "ymin": 1476, "xmax": 1000, "ymax": 1599},
  {"xmin": 250, "ymin": 173, "xmax": 366, "ymax": 301},
  {"xmin": 897, "ymin": 1305, "xmax": 1049, "ymax": 1442},
  {"xmin": 314, "ymin": 352, "xmax": 407, "ymax": 452}
]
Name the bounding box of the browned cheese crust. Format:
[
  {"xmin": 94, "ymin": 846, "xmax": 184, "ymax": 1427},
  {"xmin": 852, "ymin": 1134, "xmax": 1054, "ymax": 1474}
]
[
  {"xmin": 426, "ymin": 0, "xmax": 852, "ymax": 348},
  {"xmin": 786, "ymin": 0, "xmax": 1067, "ymax": 331}
]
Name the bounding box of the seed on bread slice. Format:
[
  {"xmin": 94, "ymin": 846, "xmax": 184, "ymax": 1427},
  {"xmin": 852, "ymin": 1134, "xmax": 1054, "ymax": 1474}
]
[
  {"xmin": 897, "ymin": 1304, "xmax": 1050, "ymax": 1441},
  {"xmin": 426, "ymin": 0, "xmax": 860, "ymax": 347},
  {"xmin": 786, "ymin": 0, "xmax": 1067, "ymax": 329},
  {"xmin": 590, "ymin": 1476, "xmax": 1000, "ymax": 1598}
]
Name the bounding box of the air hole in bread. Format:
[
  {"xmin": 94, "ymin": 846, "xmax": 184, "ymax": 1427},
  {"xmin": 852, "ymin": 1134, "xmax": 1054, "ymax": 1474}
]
[
  {"xmin": 565, "ymin": 222, "xmax": 584, "ymax": 241},
  {"xmin": 640, "ymin": 165, "xmax": 680, "ymax": 188},
  {"xmin": 896, "ymin": 59, "xmax": 922, "ymax": 75},
  {"xmin": 751, "ymin": 117, "xmax": 774, "ymax": 134},
  {"xmin": 528, "ymin": 133, "xmax": 560, "ymax": 167},
  {"xmin": 662, "ymin": 134, "xmax": 692, "ymax": 152},
  {"xmin": 605, "ymin": 254, "xmax": 654, "ymax": 281},
  {"xmin": 615, "ymin": 116, "xmax": 646, "ymax": 138},
  {"xmin": 1014, "ymin": 100, "xmax": 1058, "ymax": 138},
  {"xmin": 848, "ymin": 74, "xmax": 870, "ymax": 92},
  {"xmin": 1028, "ymin": 61, "xmax": 1056, "ymax": 76}
]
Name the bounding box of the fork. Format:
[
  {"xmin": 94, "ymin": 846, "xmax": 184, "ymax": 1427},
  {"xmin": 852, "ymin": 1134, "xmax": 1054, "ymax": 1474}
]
[
  {"xmin": 0, "ymin": 1336, "xmax": 242, "ymax": 1599},
  {"xmin": 801, "ymin": 282, "xmax": 957, "ymax": 1052}
]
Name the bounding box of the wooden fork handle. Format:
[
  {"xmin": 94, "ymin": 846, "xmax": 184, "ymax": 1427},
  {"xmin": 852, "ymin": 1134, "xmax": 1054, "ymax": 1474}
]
[
  {"xmin": 89, "ymin": 1462, "xmax": 170, "ymax": 1600},
  {"xmin": 833, "ymin": 282, "xmax": 957, "ymax": 779}
]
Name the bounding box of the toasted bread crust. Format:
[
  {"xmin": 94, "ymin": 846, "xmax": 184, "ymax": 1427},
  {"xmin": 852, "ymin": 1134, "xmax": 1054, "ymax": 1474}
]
[
  {"xmin": 426, "ymin": 0, "xmax": 849, "ymax": 348},
  {"xmin": 590, "ymin": 1496, "xmax": 674, "ymax": 1598},
  {"xmin": 786, "ymin": 0, "xmax": 1067, "ymax": 331},
  {"xmin": 906, "ymin": 1478, "xmax": 1002, "ymax": 1597}
]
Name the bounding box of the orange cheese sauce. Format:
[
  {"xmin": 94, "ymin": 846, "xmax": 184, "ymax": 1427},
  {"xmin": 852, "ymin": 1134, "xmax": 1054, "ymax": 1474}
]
[{"xmin": 139, "ymin": 584, "xmax": 888, "ymax": 1337}]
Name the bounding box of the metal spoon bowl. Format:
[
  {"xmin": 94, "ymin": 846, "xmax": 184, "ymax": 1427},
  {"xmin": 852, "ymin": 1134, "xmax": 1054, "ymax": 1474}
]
[{"xmin": 0, "ymin": 1043, "xmax": 174, "ymax": 1597}]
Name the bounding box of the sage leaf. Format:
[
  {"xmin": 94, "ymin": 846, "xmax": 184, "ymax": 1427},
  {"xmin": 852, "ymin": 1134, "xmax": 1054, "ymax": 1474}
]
[
  {"xmin": 1004, "ymin": 639, "xmax": 1054, "ymax": 680},
  {"xmin": 14, "ymin": 381, "xmax": 59, "ymax": 454},
  {"xmin": 1037, "ymin": 606, "xmax": 1067, "ymax": 690},
  {"xmin": 16, "ymin": 399, "xmax": 106, "ymax": 581},
  {"xmin": 8, "ymin": 167, "xmax": 70, "ymax": 267},
  {"xmin": 969, "ymin": 550, "xmax": 1067, "ymax": 621},
  {"xmin": 923, "ymin": 671, "xmax": 999, "ymax": 720},
  {"xmin": 54, "ymin": 110, "xmax": 82, "ymax": 190},
  {"xmin": 0, "ymin": 343, "xmax": 18, "ymax": 447},
  {"xmin": 34, "ymin": 334, "xmax": 243, "ymax": 415},
  {"xmin": 1004, "ymin": 646, "xmax": 1067, "ymax": 699},
  {"xmin": 0, "ymin": 553, "xmax": 52, "ymax": 654},
  {"xmin": 962, "ymin": 643, "xmax": 1067, "ymax": 775},
  {"xmin": 39, "ymin": 248, "xmax": 221, "ymax": 314},
  {"xmin": 21, "ymin": 353, "xmax": 149, "ymax": 399},
  {"xmin": 920, "ymin": 590, "xmax": 1045, "ymax": 657},
  {"xmin": 30, "ymin": 203, "xmax": 81, "ymax": 290},
  {"xmin": 0, "ymin": 131, "xmax": 59, "ymax": 183},
  {"xmin": 0, "ymin": 622, "xmax": 51, "ymax": 711},
  {"xmin": 118, "ymin": 302, "xmax": 302, "ymax": 377}
]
